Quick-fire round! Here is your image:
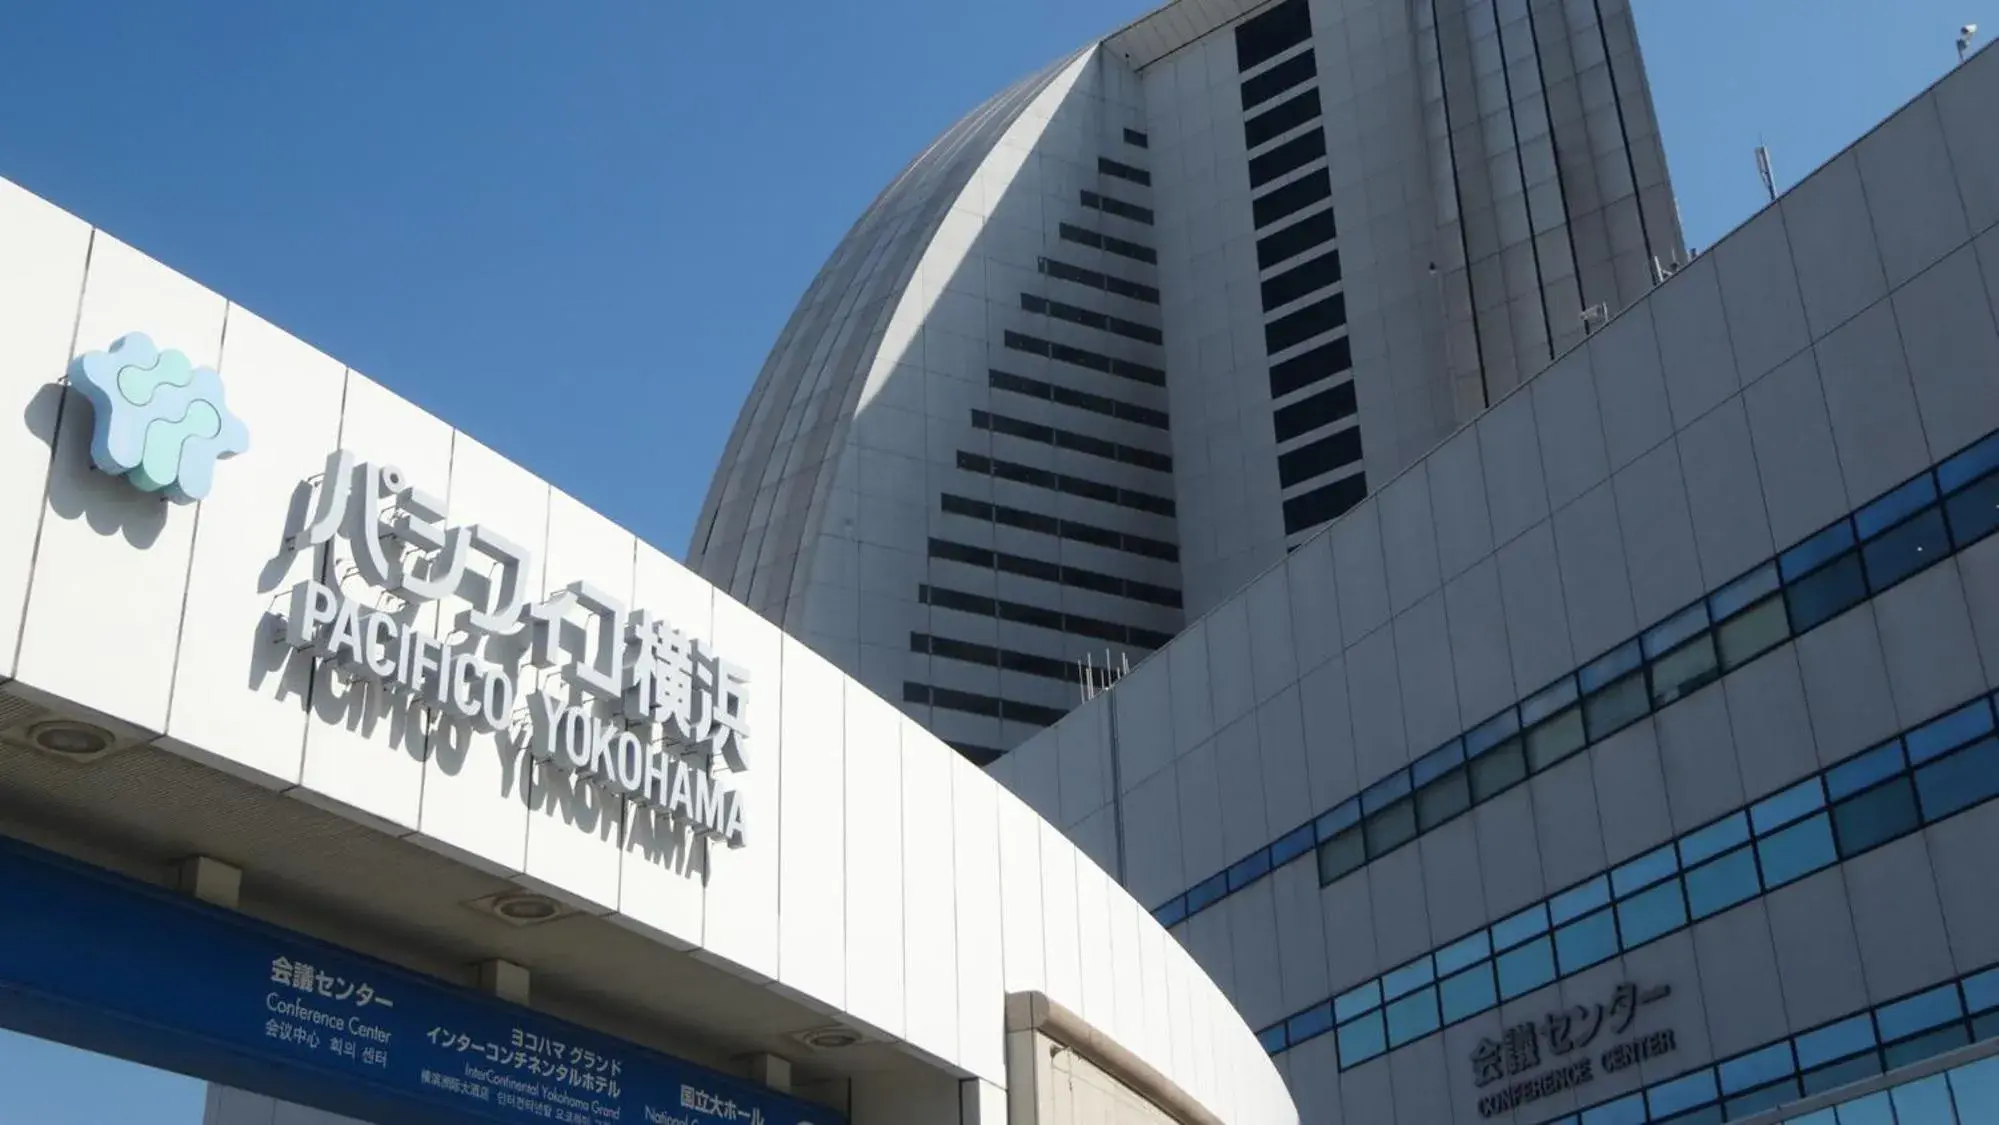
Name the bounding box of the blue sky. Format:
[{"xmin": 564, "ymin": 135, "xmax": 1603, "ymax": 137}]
[{"xmin": 0, "ymin": 1, "xmax": 1989, "ymax": 560}]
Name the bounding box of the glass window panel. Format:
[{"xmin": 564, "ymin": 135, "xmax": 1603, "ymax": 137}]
[
  {"xmin": 1915, "ymin": 736, "xmax": 1999, "ymax": 822},
  {"xmin": 1888, "ymin": 1072, "xmax": 1959, "ymax": 1125},
  {"xmin": 1780, "ymin": 520, "xmax": 1858, "ymax": 582},
  {"xmin": 1440, "ymin": 963, "xmax": 1498, "ymax": 1023},
  {"xmin": 1752, "ymin": 777, "xmax": 1827, "ymax": 834},
  {"xmin": 1580, "ymin": 1092, "xmax": 1646, "ymax": 1125},
  {"xmin": 1948, "ymin": 1055, "xmax": 1999, "ymax": 1121},
  {"xmin": 1154, "ymin": 896, "xmax": 1188, "ymax": 927},
  {"xmin": 1977, "ymin": 1010, "xmax": 1999, "ymax": 1040},
  {"xmin": 1334, "ymin": 979, "xmax": 1382, "ymax": 1021},
  {"xmin": 1384, "ymin": 986, "xmax": 1440, "ymax": 1047},
  {"xmin": 1882, "ymin": 1024, "xmax": 1970, "ymax": 1070},
  {"xmin": 1939, "ymin": 430, "xmax": 1999, "ymax": 492},
  {"xmin": 1855, "ymin": 474, "xmax": 1939, "ymax": 538},
  {"xmin": 1317, "ymin": 797, "xmax": 1361, "ymax": 838},
  {"xmin": 1497, "ymin": 936, "xmax": 1556, "ymax": 999},
  {"xmin": 1382, "ymin": 958, "xmax": 1436, "ymax": 1001},
  {"xmin": 1651, "ymin": 635, "xmax": 1720, "ymax": 706},
  {"xmin": 1227, "ymin": 848, "xmax": 1272, "ymax": 889},
  {"xmin": 1271, "ymin": 822, "xmax": 1316, "ymax": 866},
  {"xmin": 1802, "ymin": 1053, "xmax": 1881, "ymax": 1096},
  {"xmin": 1944, "ymin": 469, "xmax": 1999, "ymax": 545},
  {"xmin": 1413, "ymin": 739, "xmax": 1466, "ymax": 786},
  {"xmin": 1611, "ymin": 844, "xmax": 1679, "ymax": 897},
  {"xmin": 1718, "ymin": 1042, "xmax": 1796, "ymax": 1095},
  {"xmin": 1877, "ymin": 984, "xmax": 1966, "ymax": 1042},
  {"xmin": 1521, "ymin": 676, "xmax": 1580, "ymax": 726},
  {"xmin": 1364, "ymin": 798, "xmax": 1418, "ymax": 857},
  {"xmin": 1718, "ymin": 596, "xmax": 1791, "ymax": 670},
  {"xmin": 1644, "ymin": 602, "xmax": 1712, "ymax": 659},
  {"xmin": 1795, "ymin": 1015, "xmax": 1878, "ymax": 1069},
  {"xmin": 1757, "ymin": 813, "xmax": 1837, "ymax": 887},
  {"xmin": 1317, "ymin": 826, "xmax": 1365, "ymax": 885},
  {"xmin": 1580, "ymin": 640, "xmax": 1644, "ymax": 692},
  {"xmin": 1711, "ymin": 561, "xmax": 1781, "ymax": 621},
  {"xmin": 1861, "ymin": 506, "xmax": 1949, "ymax": 590},
  {"xmin": 1416, "ymin": 768, "xmax": 1472, "ymax": 830},
  {"xmin": 1830, "ymin": 1090, "xmax": 1896, "ymax": 1125},
  {"xmin": 1657, "ymin": 1105, "xmax": 1723, "ymax": 1125},
  {"xmin": 1469, "ymin": 738, "xmax": 1528, "ymax": 799},
  {"xmin": 1827, "ymin": 740, "xmax": 1908, "ymax": 799},
  {"xmin": 1615, "ymin": 880, "xmax": 1688, "ymax": 949},
  {"xmin": 1186, "ymin": 873, "xmax": 1227, "ymax": 913},
  {"xmin": 1287, "ymin": 1001, "xmax": 1335, "ymax": 1044},
  {"xmin": 1685, "ymin": 847, "xmax": 1760, "ymax": 919},
  {"xmin": 1551, "ymin": 875, "xmax": 1611, "ymax": 924},
  {"xmin": 1679, "ymin": 812, "xmax": 1751, "ymax": 866},
  {"xmin": 1526, "ymin": 707, "xmax": 1586, "ymax": 771},
  {"xmin": 1257, "ymin": 1024, "xmax": 1288, "ymax": 1053},
  {"xmin": 1831, "ymin": 776, "xmax": 1921, "ymax": 857},
  {"xmin": 1584, "ymin": 673, "xmax": 1651, "ymax": 740},
  {"xmin": 1906, "ymin": 700, "xmax": 1996, "ymax": 765},
  {"xmin": 1362, "ymin": 771, "xmax": 1413, "ymax": 812},
  {"xmin": 1726, "ymin": 1081, "xmax": 1804, "ymax": 1119},
  {"xmin": 1556, "ymin": 909, "xmax": 1619, "ymax": 972},
  {"xmin": 1466, "ymin": 708, "xmax": 1521, "ymax": 757},
  {"xmin": 1492, "ymin": 903, "xmax": 1550, "ymax": 950},
  {"xmin": 1335, "ymin": 1011, "xmax": 1386, "ymax": 1067},
  {"xmin": 1785, "ymin": 553, "xmax": 1868, "ymax": 632},
  {"xmin": 1965, "ymin": 967, "xmax": 1999, "ymax": 1014},
  {"xmin": 1646, "ymin": 1069, "xmax": 1718, "ymax": 1118}
]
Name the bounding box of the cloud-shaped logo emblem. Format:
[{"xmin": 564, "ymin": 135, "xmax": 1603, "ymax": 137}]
[{"xmin": 71, "ymin": 332, "xmax": 249, "ymax": 503}]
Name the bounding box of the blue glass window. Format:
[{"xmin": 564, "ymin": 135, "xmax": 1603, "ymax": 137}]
[
  {"xmin": 1580, "ymin": 1092, "xmax": 1646, "ymax": 1125},
  {"xmin": 1945, "ymin": 470, "xmax": 1999, "ymax": 545},
  {"xmin": 1333, "ymin": 979, "xmax": 1382, "ymax": 1022},
  {"xmin": 1679, "ymin": 812, "xmax": 1750, "ymax": 866},
  {"xmin": 1831, "ymin": 776, "xmax": 1921, "ymax": 857},
  {"xmin": 1465, "ymin": 707, "xmax": 1521, "ymax": 756},
  {"xmin": 1651, "ymin": 635, "xmax": 1720, "ymax": 706},
  {"xmin": 1644, "ymin": 603, "xmax": 1711, "ymax": 659},
  {"xmin": 1584, "ymin": 673, "xmax": 1650, "ymax": 740},
  {"xmin": 1646, "ymin": 1069, "xmax": 1718, "ymax": 1118},
  {"xmin": 1361, "ymin": 771, "xmax": 1412, "ymax": 812},
  {"xmin": 1363, "ymin": 797, "xmax": 1417, "ymax": 856},
  {"xmin": 1185, "ymin": 873, "xmax": 1228, "ymax": 913},
  {"xmin": 1317, "ymin": 825, "xmax": 1364, "ymax": 885},
  {"xmin": 1440, "ymin": 963, "xmax": 1497, "ymax": 1024},
  {"xmin": 1711, "ymin": 562, "xmax": 1780, "ymax": 621},
  {"xmin": 1717, "ymin": 595, "xmax": 1790, "ymax": 669},
  {"xmin": 1855, "ymin": 474, "xmax": 1939, "ymax": 538},
  {"xmin": 1436, "ymin": 930, "xmax": 1492, "ymax": 975},
  {"xmin": 1526, "ymin": 707, "xmax": 1587, "ymax": 770},
  {"xmin": 1963, "ymin": 967, "xmax": 1999, "ymax": 1014},
  {"xmin": 1412, "ymin": 739, "xmax": 1466, "ymax": 786},
  {"xmin": 1780, "ymin": 520, "xmax": 1857, "ymax": 581},
  {"xmin": 1271, "ymin": 822, "xmax": 1316, "ymax": 866},
  {"xmin": 1915, "ymin": 736, "xmax": 1999, "ymax": 821},
  {"xmin": 1335, "ymin": 1011, "xmax": 1385, "ymax": 1066},
  {"xmin": 1861, "ymin": 506, "xmax": 1948, "ymax": 590},
  {"xmin": 1555, "ymin": 909, "xmax": 1619, "ymax": 972},
  {"xmin": 1381, "ymin": 958, "xmax": 1435, "ymax": 1000},
  {"xmin": 1316, "ymin": 797, "xmax": 1360, "ymax": 838},
  {"xmin": 1384, "ymin": 987, "xmax": 1440, "ymax": 1047},
  {"xmin": 1468, "ymin": 737, "xmax": 1527, "ymax": 800},
  {"xmin": 1615, "ymin": 880, "xmax": 1688, "ymax": 949},
  {"xmin": 1802, "ymin": 1054, "xmax": 1882, "ymax": 1096},
  {"xmin": 1685, "ymin": 847, "xmax": 1760, "ymax": 920},
  {"xmin": 1154, "ymin": 896, "xmax": 1187, "ymax": 927},
  {"xmin": 1794, "ymin": 1014, "xmax": 1877, "ymax": 1069},
  {"xmin": 1755, "ymin": 812, "xmax": 1836, "ymax": 887},
  {"xmin": 1521, "ymin": 676, "xmax": 1580, "ymax": 725},
  {"xmin": 1889, "ymin": 1073, "xmax": 1960, "ymax": 1125},
  {"xmin": 1726, "ymin": 1081, "xmax": 1803, "ymax": 1119},
  {"xmin": 1491, "ymin": 903, "xmax": 1549, "ymax": 950},
  {"xmin": 1906, "ymin": 699, "xmax": 1995, "ymax": 765},
  {"xmin": 1827, "ymin": 740, "xmax": 1907, "ymax": 799},
  {"xmin": 1751, "ymin": 777, "xmax": 1826, "ymax": 834},
  {"xmin": 1496, "ymin": 935, "xmax": 1556, "ymax": 999},
  {"xmin": 1827, "ymin": 1091, "xmax": 1896, "ymax": 1125},
  {"xmin": 1286, "ymin": 1002, "xmax": 1334, "ymax": 1044},
  {"xmin": 1610, "ymin": 844, "xmax": 1678, "ymax": 897},
  {"xmin": 1877, "ymin": 983, "xmax": 1964, "ymax": 1042},
  {"xmin": 1550, "ymin": 875, "xmax": 1610, "ymax": 924},
  {"xmin": 1884, "ymin": 1024, "xmax": 1970, "ymax": 1069},
  {"xmin": 1785, "ymin": 553, "xmax": 1867, "ymax": 632},
  {"xmin": 1947, "ymin": 1056, "xmax": 1999, "ymax": 1121},
  {"xmin": 1227, "ymin": 848, "xmax": 1272, "ymax": 890},
  {"xmin": 1580, "ymin": 640, "xmax": 1643, "ymax": 692},
  {"xmin": 1939, "ymin": 430, "xmax": 1999, "ymax": 492},
  {"xmin": 1718, "ymin": 1042, "xmax": 1795, "ymax": 1095},
  {"xmin": 1257, "ymin": 1024, "xmax": 1288, "ymax": 1053},
  {"xmin": 1415, "ymin": 766, "xmax": 1472, "ymax": 830}
]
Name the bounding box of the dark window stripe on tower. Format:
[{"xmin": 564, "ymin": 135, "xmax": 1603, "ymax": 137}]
[
  {"xmin": 926, "ymin": 539, "xmax": 1183, "ymax": 608},
  {"xmin": 970, "ymin": 410, "xmax": 1173, "ymax": 473},
  {"xmin": 1058, "ymin": 223, "xmax": 1158, "ymax": 265},
  {"xmin": 1098, "ymin": 157, "xmax": 1151, "ymax": 187},
  {"xmin": 1265, "ymin": 292, "xmax": 1347, "ymax": 355},
  {"xmin": 940, "ymin": 494, "xmax": 1179, "ymax": 563},
  {"xmin": 1273, "ymin": 381, "xmax": 1358, "ymax": 443},
  {"xmin": 1245, "ymin": 89, "xmax": 1322, "ymax": 149},
  {"xmin": 1253, "ymin": 169, "xmax": 1332, "ymax": 229},
  {"xmin": 1282, "ymin": 473, "xmax": 1368, "ymax": 535},
  {"xmin": 988, "ymin": 369, "xmax": 1169, "ymax": 430},
  {"xmin": 956, "ymin": 451, "xmax": 1176, "ymax": 517},
  {"xmin": 1257, "ymin": 207, "xmax": 1339, "ymax": 270},
  {"xmin": 1268, "ymin": 334, "xmax": 1353, "ymax": 399},
  {"xmin": 1249, "ymin": 130, "xmax": 1327, "ymax": 190},
  {"xmin": 918, "ymin": 584, "xmax": 1175, "ymax": 650},
  {"xmin": 1080, "ymin": 190, "xmax": 1156, "ymax": 226},
  {"xmin": 1003, "ymin": 329, "xmax": 1166, "ymax": 386},
  {"xmin": 903, "ymin": 682, "xmax": 1068, "ymax": 729},
  {"xmin": 1039, "ymin": 256, "xmax": 1160, "ymax": 304},
  {"xmin": 1261, "ymin": 249, "xmax": 1342, "ymax": 312},
  {"xmin": 1235, "ymin": 0, "xmax": 1313, "ymax": 72},
  {"xmin": 1242, "ymin": 51, "xmax": 1317, "ymax": 110},
  {"xmin": 1277, "ymin": 427, "xmax": 1364, "ymax": 487},
  {"xmin": 1020, "ymin": 294, "xmax": 1163, "ymax": 346},
  {"xmin": 1122, "ymin": 128, "xmax": 1149, "ymax": 148}
]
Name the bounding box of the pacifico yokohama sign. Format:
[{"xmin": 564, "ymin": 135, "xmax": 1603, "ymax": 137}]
[{"xmin": 280, "ymin": 450, "xmax": 752, "ymax": 849}]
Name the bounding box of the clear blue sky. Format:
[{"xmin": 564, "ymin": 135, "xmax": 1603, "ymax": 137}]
[
  {"xmin": 0, "ymin": 1, "xmax": 1988, "ymax": 561},
  {"xmin": 0, "ymin": 3, "xmax": 1992, "ymax": 1115}
]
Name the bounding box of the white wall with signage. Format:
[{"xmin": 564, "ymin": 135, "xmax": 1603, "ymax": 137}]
[{"xmin": 0, "ymin": 173, "xmax": 1298, "ymax": 1125}]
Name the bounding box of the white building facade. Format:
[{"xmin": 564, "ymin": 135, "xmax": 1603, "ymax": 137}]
[
  {"xmin": 0, "ymin": 173, "xmax": 1294, "ymax": 1125},
  {"xmin": 690, "ymin": 0, "xmax": 1681, "ymax": 760}
]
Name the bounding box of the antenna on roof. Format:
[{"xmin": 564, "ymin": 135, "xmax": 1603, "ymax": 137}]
[
  {"xmin": 1755, "ymin": 144, "xmax": 1778, "ymax": 203},
  {"xmin": 1959, "ymin": 24, "xmax": 1978, "ymax": 64}
]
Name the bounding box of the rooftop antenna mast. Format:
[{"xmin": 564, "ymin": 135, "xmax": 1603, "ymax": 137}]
[
  {"xmin": 1754, "ymin": 144, "xmax": 1777, "ymax": 204},
  {"xmin": 1959, "ymin": 24, "xmax": 1978, "ymax": 64}
]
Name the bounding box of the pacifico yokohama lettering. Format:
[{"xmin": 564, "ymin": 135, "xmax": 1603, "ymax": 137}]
[{"xmin": 281, "ymin": 450, "xmax": 750, "ymax": 848}]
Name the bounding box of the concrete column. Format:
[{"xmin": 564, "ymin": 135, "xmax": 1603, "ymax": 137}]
[
  {"xmin": 738, "ymin": 1052, "xmax": 792, "ymax": 1092},
  {"xmin": 477, "ymin": 959, "xmax": 531, "ymax": 1005},
  {"xmin": 175, "ymin": 856, "xmax": 242, "ymax": 909}
]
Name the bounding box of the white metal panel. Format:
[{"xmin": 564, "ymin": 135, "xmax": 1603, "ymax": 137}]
[
  {"xmin": 995, "ymin": 786, "xmax": 1047, "ymax": 996},
  {"xmin": 698, "ymin": 590, "xmax": 782, "ymax": 981},
  {"xmin": 950, "ymin": 755, "xmax": 1007, "ymax": 1085},
  {"xmin": 843, "ymin": 684, "xmax": 905, "ymax": 1038},
  {"xmin": 898, "ymin": 719, "xmax": 959, "ymax": 1065},
  {"xmin": 1038, "ymin": 821, "xmax": 1083, "ymax": 1016}
]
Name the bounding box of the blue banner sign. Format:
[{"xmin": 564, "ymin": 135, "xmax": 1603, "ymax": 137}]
[{"xmin": 0, "ymin": 836, "xmax": 839, "ymax": 1125}]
